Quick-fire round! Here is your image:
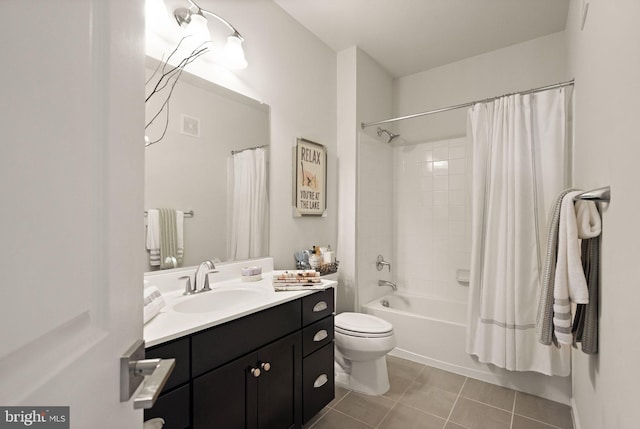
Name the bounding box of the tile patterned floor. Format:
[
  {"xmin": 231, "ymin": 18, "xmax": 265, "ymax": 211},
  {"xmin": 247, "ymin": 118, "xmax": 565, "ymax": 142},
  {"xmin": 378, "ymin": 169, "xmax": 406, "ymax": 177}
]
[{"xmin": 304, "ymin": 356, "xmax": 573, "ymax": 429}]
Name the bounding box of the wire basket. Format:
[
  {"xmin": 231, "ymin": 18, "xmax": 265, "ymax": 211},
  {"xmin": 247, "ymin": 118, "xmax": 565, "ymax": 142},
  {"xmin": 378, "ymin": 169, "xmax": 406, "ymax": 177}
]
[{"xmin": 317, "ymin": 261, "xmax": 339, "ymax": 276}]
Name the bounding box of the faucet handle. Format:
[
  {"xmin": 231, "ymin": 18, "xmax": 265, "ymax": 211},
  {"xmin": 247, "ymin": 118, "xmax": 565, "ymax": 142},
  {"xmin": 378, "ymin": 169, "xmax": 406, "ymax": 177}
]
[
  {"xmin": 200, "ymin": 270, "xmax": 218, "ymax": 292},
  {"xmin": 376, "ymin": 255, "xmax": 391, "ymax": 272},
  {"xmin": 179, "ymin": 276, "xmax": 194, "ymax": 295}
]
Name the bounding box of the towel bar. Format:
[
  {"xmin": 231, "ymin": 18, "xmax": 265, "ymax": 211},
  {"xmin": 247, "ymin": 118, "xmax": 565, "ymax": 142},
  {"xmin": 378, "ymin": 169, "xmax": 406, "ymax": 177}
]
[
  {"xmin": 574, "ymin": 186, "xmax": 610, "ymax": 203},
  {"xmin": 144, "ymin": 210, "xmax": 194, "ymax": 217}
]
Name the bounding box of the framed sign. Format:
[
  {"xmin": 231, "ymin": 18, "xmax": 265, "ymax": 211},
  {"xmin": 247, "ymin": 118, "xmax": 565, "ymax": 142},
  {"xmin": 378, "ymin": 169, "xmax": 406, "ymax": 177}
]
[{"xmin": 294, "ymin": 138, "xmax": 327, "ymax": 216}]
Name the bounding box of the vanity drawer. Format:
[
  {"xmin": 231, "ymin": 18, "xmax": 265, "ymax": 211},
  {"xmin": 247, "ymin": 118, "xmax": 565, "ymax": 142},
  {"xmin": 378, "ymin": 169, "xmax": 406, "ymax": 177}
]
[
  {"xmin": 192, "ymin": 299, "xmax": 301, "ymax": 377},
  {"xmin": 302, "ymin": 342, "xmax": 335, "ymax": 424},
  {"xmin": 144, "ymin": 384, "xmax": 190, "ymax": 429},
  {"xmin": 302, "ymin": 316, "xmax": 334, "ymax": 357},
  {"xmin": 301, "ymin": 289, "xmax": 334, "ymax": 326},
  {"xmin": 146, "ymin": 337, "xmax": 190, "ymax": 392}
]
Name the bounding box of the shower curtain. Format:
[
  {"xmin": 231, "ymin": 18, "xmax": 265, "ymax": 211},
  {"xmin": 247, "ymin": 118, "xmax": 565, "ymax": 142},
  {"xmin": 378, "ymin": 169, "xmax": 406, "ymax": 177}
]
[
  {"xmin": 466, "ymin": 88, "xmax": 570, "ymax": 376},
  {"xmin": 227, "ymin": 148, "xmax": 269, "ymax": 260}
]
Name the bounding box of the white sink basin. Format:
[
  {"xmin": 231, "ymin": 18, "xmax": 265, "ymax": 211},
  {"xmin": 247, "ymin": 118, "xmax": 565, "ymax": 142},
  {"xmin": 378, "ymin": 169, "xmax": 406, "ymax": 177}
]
[{"xmin": 173, "ymin": 287, "xmax": 270, "ymax": 314}]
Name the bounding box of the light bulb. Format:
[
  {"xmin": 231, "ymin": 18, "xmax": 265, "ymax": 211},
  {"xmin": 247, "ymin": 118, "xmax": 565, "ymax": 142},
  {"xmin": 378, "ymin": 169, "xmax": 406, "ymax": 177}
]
[
  {"xmin": 222, "ymin": 35, "xmax": 248, "ymax": 70},
  {"xmin": 187, "ymin": 13, "xmax": 211, "ymax": 46}
]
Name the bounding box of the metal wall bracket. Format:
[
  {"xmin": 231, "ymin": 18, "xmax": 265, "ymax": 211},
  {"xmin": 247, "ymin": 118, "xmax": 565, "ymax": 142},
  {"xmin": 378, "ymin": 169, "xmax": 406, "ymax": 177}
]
[{"xmin": 120, "ymin": 339, "xmax": 176, "ymax": 409}]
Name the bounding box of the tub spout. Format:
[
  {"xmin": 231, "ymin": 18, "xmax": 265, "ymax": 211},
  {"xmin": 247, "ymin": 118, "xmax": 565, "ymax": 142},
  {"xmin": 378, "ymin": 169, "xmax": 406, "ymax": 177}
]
[{"xmin": 378, "ymin": 280, "xmax": 397, "ymax": 291}]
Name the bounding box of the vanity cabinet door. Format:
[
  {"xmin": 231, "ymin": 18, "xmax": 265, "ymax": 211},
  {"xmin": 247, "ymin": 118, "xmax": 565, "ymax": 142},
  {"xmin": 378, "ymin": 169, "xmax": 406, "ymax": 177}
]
[
  {"xmin": 193, "ymin": 332, "xmax": 302, "ymax": 429},
  {"xmin": 193, "ymin": 352, "xmax": 257, "ymax": 429},
  {"xmin": 302, "ymin": 342, "xmax": 335, "ymax": 424},
  {"xmin": 257, "ymin": 332, "xmax": 302, "ymax": 429}
]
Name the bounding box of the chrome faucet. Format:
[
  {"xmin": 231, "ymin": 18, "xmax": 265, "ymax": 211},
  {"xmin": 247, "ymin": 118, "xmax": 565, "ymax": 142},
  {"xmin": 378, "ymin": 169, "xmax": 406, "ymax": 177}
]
[
  {"xmin": 194, "ymin": 259, "xmax": 216, "ymax": 292},
  {"xmin": 378, "ymin": 280, "xmax": 397, "ymax": 291}
]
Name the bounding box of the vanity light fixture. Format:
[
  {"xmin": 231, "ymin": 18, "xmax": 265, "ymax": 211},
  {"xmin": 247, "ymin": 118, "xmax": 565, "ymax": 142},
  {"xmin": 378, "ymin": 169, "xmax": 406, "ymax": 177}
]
[{"xmin": 173, "ymin": 0, "xmax": 248, "ymax": 70}]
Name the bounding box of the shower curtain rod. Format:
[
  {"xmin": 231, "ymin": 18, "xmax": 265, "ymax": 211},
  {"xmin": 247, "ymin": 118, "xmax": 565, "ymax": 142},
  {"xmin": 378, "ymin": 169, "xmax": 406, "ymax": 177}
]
[{"xmin": 360, "ymin": 79, "xmax": 575, "ymax": 129}]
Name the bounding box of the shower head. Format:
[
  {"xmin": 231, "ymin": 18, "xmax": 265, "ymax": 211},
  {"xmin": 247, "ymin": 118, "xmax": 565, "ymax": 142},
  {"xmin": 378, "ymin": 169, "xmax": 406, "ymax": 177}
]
[{"xmin": 377, "ymin": 127, "xmax": 400, "ymax": 143}]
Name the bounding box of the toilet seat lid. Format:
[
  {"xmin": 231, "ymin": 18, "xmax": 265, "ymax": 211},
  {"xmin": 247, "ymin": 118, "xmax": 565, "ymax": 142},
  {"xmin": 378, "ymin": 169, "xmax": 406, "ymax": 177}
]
[{"xmin": 335, "ymin": 312, "xmax": 393, "ymax": 336}]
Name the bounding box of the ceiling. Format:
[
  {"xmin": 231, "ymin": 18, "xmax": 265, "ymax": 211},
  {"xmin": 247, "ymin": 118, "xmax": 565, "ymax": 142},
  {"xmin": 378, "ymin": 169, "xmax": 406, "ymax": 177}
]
[{"xmin": 272, "ymin": 0, "xmax": 570, "ymax": 78}]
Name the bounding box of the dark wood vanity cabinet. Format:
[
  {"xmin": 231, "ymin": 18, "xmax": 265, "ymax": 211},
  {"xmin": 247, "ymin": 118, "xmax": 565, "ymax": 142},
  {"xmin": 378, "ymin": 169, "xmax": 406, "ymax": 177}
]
[
  {"xmin": 144, "ymin": 287, "xmax": 335, "ymax": 429},
  {"xmin": 144, "ymin": 337, "xmax": 191, "ymax": 429},
  {"xmin": 193, "ymin": 332, "xmax": 302, "ymax": 429}
]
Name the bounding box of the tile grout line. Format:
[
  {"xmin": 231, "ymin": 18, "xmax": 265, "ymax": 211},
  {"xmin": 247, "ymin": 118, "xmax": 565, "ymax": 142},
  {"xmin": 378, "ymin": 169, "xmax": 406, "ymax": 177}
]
[
  {"xmin": 512, "ymin": 413, "xmax": 568, "ymax": 429},
  {"xmin": 444, "ymin": 375, "xmax": 468, "ymax": 427},
  {"xmin": 510, "ymin": 390, "xmax": 517, "ymax": 429},
  {"xmin": 375, "ymin": 362, "xmax": 427, "ymax": 428},
  {"xmin": 330, "ymin": 407, "xmax": 377, "ymax": 428},
  {"xmin": 307, "ymin": 389, "xmax": 351, "ymax": 429}
]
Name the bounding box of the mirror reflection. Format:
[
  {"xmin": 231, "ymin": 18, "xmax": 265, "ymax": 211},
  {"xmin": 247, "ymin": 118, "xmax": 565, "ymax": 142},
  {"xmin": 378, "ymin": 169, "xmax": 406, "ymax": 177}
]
[{"xmin": 145, "ymin": 57, "xmax": 269, "ymax": 270}]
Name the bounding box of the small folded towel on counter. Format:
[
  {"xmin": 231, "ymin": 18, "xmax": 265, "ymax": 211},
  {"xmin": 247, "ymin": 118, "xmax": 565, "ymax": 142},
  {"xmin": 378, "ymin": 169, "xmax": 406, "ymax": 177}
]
[
  {"xmin": 146, "ymin": 209, "xmax": 184, "ymax": 268},
  {"xmin": 143, "ymin": 285, "xmax": 165, "ymax": 324}
]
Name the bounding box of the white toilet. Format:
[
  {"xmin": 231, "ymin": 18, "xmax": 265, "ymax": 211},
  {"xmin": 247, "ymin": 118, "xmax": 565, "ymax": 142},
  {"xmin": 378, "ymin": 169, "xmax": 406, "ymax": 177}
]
[{"xmin": 334, "ymin": 311, "xmax": 397, "ymax": 395}]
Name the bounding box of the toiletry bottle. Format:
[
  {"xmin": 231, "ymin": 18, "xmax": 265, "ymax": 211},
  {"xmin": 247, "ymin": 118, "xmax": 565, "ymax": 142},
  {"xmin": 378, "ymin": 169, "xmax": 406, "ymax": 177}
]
[
  {"xmin": 309, "ymin": 246, "xmax": 321, "ymax": 269},
  {"xmin": 323, "ymin": 245, "xmax": 335, "ymax": 264}
]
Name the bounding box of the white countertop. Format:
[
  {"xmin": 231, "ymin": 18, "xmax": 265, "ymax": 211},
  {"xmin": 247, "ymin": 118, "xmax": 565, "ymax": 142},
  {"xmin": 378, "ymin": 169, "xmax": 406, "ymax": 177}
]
[{"xmin": 144, "ymin": 271, "xmax": 336, "ymax": 348}]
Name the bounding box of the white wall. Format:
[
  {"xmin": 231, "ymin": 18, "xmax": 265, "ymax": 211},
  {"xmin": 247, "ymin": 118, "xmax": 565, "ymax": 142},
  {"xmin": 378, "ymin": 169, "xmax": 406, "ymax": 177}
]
[
  {"xmin": 337, "ymin": 47, "xmax": 394, "ymax": 312},
  {"xmin": 567, "ymin": 1, "xmax": 640, "ymax": 427},
  {"xmin": 147, "ymin": 0, "xmax": 337, "ymax": 269},
  {"xmin": 357, "ymin": 133, "xmax": 394, "ymax": 308},
  {"xmin": 394, "ymin": 32, "xmax": 570, "ymax": 143}
]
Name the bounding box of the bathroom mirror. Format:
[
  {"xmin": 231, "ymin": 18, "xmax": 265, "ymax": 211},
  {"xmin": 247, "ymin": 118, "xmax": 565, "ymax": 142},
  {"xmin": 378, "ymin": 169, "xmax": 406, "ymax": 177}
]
[{"xmin": 145, "ymin": 56, "xmax": 270, "ymax": 269}]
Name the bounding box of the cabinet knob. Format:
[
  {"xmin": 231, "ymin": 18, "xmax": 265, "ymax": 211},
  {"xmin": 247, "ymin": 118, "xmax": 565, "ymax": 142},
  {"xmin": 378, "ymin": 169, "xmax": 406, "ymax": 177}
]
[
  {"xmin": 250, "ymin": 367, "xmax": 261, "ymax": 378},
  {"xmin": 260, "ymin": 362, "xmax": 271, "ymax": 372}
]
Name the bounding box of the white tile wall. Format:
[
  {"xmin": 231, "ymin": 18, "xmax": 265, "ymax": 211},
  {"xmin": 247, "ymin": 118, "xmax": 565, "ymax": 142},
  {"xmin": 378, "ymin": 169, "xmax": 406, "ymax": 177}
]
[{"xmin": 393, "ymin": 137, "xmax": 471, "ymax": 302}]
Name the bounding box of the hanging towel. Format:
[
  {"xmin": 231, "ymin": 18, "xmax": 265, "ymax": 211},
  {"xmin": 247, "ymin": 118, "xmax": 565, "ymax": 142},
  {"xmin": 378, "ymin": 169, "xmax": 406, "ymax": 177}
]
[
  {"xmin": 147, "ymin": 209, "xmax": 184, "ymax": 267},
  {"xmin": 536, "ymin": 188, "xmax": 578, "ymax": 346},
  {"xmin": 575, "ymin": 200, "xmax": 601, "ymax": 239},
  {"xmin": 159, "ymin": 208, "xmax": 179, "ymax": 269},
  {"xmin": 146, "ymin": 209, "xmax": 161, "ymax": 266},
  {"xmin": 553, "ymin": 191, "xmax": 590, "ymax": 345},
  {"xmin": 572, "ymin": 200, "xmax": 601, "ymax": 354},
  {"xmin": 176, "ymin": 210, "xmax": 184, "ymax": 264}
]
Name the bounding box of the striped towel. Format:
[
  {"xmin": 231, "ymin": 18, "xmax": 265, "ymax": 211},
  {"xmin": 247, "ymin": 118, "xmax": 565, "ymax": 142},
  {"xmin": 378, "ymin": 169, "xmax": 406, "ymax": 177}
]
[
  {"xmin": 536, "ymin": 188, "xmax": 578, "ymax": 346},
  {"xmin": 146, "ymin": 209, "xmax": 184, "ymax": 268}
]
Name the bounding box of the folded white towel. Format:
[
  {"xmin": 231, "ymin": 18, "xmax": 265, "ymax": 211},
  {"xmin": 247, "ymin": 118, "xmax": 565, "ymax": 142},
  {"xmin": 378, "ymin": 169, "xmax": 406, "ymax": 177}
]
[
  {"xmin": 575, "ymin": 200, "xmax": 601, "ymax": 239},
  {"xmin": 553, "ymin": 191, "xmax": 589, "ymax": 344},
  {"xmin": 143, "ymin": 285, "xmax": 165, "ymax": 324},
  {"xmin": 146, "ymin": 209, "xmax": 161, "ymax": 266}
]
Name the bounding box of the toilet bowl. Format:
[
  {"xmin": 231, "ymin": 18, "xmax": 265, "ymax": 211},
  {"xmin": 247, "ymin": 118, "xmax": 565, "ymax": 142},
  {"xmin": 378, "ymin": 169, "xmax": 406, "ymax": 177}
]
[{"xmin": 334, "ymin": 312, "xmax": 396, "ymax": 395}]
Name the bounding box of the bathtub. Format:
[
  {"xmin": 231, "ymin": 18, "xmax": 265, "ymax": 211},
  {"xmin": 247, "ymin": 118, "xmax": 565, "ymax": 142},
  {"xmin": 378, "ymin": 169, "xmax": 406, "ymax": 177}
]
[{"xmin": 364, "ymin": 293, "xmax": 572, "ymax": 405}]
